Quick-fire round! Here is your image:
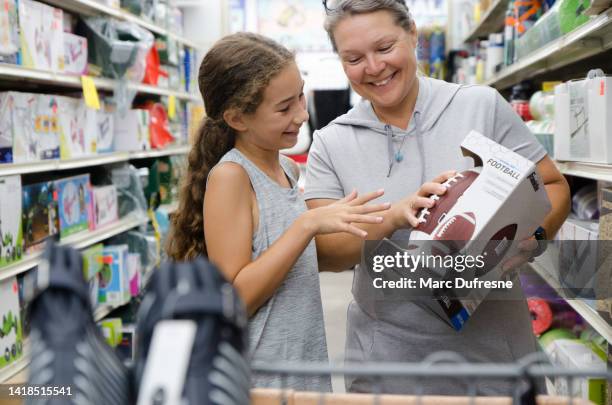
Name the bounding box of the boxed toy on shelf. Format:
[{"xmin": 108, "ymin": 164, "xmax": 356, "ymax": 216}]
[
  {"xmin": 83, "ymin": 243, "xmax": 104, "ymax": 308},
  {"xmin": 18, "ymin": 0, "xmax": 64, "ymax": 72},
  {"xmin": 56, "ymin": 174, "xmax": 92, "ymax": 239},
  {"xmin": 92, "ymin": 185, "xmax": 118, "ymax": 229},
  {"xmin": 58, "ymin": 97, "xmax": 98, "ymax": 159},
  {"xmin": 63, "ymin": 33, "xmax": 88, "ymax": 75},
  {"xmin": 0, "ymin": 276, "xmax": 23, "ymax": 371},
  {"xmin": 555, "ymin": 69, "xmax": 612, "ymax": 164},
  {"xmin": 98, "ymin": 244, "xmax": 130, "ymax": 306},
  {"xmin": 0, "ymin": 175, "xmax": 23, "ymax": 268},
  {"xmin": 22, "ymin": 181, "xmax": 59, "ymax": 253},
  {"xmin": 0, "ymin": 0, "xmax": 19, "ymax": 64},
  {"xmin": 97, "ymin": 101, "xmax": 115, "ymax": 154},
  {"xmin": 113, "ymin": 109, "xmax": 151, "ymax": 152}
]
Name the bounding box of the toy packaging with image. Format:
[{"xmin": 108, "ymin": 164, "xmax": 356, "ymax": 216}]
[
  {"xmin": 98, "ymin": 245, "xmax": 131, "ymax": 306},
  {"xmin": 409, "ymin": 131, "xmax": 552, "ymax": 330},
  {"xmin": 22, "ymin": 180, "xmax": 59, "ymax": 253},
  {"xmin": 17, "ymin": 0, "xmax": 64, "ymax": 72},
  {"xmin": 93, "ymin": 185, "xmax": 119, "ymax": 229},
  {"xmin": 0, "ymin": 175, "xmax": 23, "ymax": 268},
  {"xmin": 56, "ymin": 174, "xmax": 92, "ymax": 239},
  {"xmin": 0, "ymin": 276, "xmax": 24, "ymax": 370}
]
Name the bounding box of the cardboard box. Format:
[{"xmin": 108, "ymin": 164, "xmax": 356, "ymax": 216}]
[
  {"xmin": 56, "ymin": 174, "xmax": 92, "ymax": 239},
  {"xmin": 92, "ymin": 185, "xmax": 118, "ymax": 229},
  {"xmin": 12, "ymin": 93, "xmax": 60, "ymax": 162},
  {"xmin": 98, "ymin": 245, "xmax": 130, "ymax": 306},
  {"xmin": 410, "ymin": 131, "xmax": 552, "ymax": 330},
  {"xmin": 555, "ymin": 74, "xmax": 612, "ymax": 163},
  {"xmin": 0, "ymin": 0, "xmax": 20, "ymax": 64},
  {"xmin": 0, "ymin": 277, "xmax": 23, "ymax": 371},
  {"xmin": 82, "ymin": 243, "xmax": 104, "ymax": 308},
  {"xmin": 18, "ymin": 0, "xmax": 64, "ymax": 72},
  {"xmin": 62, "ymin": 32, "xmax": 87, "ymax": 75},
  {"xmin": 113, "ymin": 109, "xmax": 151, "ymax": 152},
  {"xmin": 21, "ymin": 181, "xmax": 58, "ymax": 252},
  {"xmin": 97, "ymin": 101, "xmax": 115, "ymax": 153},
  {"xmin": 0, "ymin": 92, "xmax": 15, "ymax": 163},
  {"xmin": 127, "ymin": 253, "xmax": 141, "ymax": 297},
  {"xmin": 0, "ymin": 176, "xmax": 23, "ymax": 268}
]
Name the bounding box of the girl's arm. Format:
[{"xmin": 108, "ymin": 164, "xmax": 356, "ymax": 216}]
[{"xmin": 204, "ymin": 162, "xmax": 388, "ymax": 317}]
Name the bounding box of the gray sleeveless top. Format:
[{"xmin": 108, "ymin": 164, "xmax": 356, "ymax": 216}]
[{"xmin": 212, "ymin": 148, "xmax": 331, "ymax": 392}]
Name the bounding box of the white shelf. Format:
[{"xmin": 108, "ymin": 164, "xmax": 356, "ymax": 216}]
[
  {"xmin": 93, "ymin": 303, "xmax": 126, "ymax": 322},
  {"xmin": 0, "ymin": 145, "xmax": 190, "ymax": 176},
  {"xmin": 485, "ymin": 8, "xmax": 612, "ymax": 89},
  {"xmin": 463, "ymin": 0, "xmax": 508, "ymax": 42},
  {"xmin": 39, "ymin": 0, "xmax": 203, "ymax": 51},
  {"xmin": 529, "ymin": 251, "xmax": 612, "ymax": 344},
  {"xmin": 555, "ymin": 160, "xmax": 612, "ymax": 182},
  {"xmin": 0, "ymin": 64, "xmax": 200, "ymax": 102},
  {"xmin": 0, "ymin": 213, "xmax": 148, "ymax": 283}
]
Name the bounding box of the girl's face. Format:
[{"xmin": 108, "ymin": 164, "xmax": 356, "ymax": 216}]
[
  {"xmin": 333, "ymin": 10, "xmax": 418, "ymax": 111},
  {"xmin": 239, "ymin": 62, "xmax": 309, "ymax": 151}
]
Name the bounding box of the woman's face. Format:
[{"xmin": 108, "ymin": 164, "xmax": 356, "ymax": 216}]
[{"xmin": 333, "ymin": 10, "xmax": 418, "ymax": 110}]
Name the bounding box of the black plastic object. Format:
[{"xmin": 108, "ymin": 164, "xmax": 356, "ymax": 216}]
[
  {"xmin": 135, "ymin": 258, "xmax": 249, "ymax": 405},
  {"xmin": 25, "ymin": 243, "xmax": 131, "ymax": 405}
]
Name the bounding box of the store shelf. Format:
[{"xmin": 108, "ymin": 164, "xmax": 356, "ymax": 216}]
[
  {"xmin": 0, "ymin": 213, "xmax": 148, "ymax": 283},
  {"xmin": 0, "ymin": 64, "xmax": 200, "ymax": 102},
  {"xmin": 555, "ymin": 160, "xmax": 612, "ymax": 182},
  {"xmin": 39, "ymin": 0, "xmax": 203, "ymax": 51},
  {"xmin": 94, "ymin": 304, "xmax": 122, "ymax": 322},
  {"xmin": 529, "ymin": 251, "xmax": 612, "ymax": 343},
  {"xmin": 0, "ymin": 145, "xmax": 190, "ymax": 177},
  {"xmin": 464, "ymin": 0, "xmax": 508, "ymax": 42},
  {"xmin": 485, "ymin": 8, "xmax": 612, "ymax": 89}
]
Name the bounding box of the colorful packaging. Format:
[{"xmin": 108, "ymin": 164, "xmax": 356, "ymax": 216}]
[
  {"xmin": 18, "ymin": 0, "xmax": 64, "ymax": 72},
  {"xmin": 21, "ymin": 181, "xmax": 59, "ymax": 252},
  {"xmin": 56, "ymin": 174, "xmax": 92, "ymax": 239},
  {"xmin": 98, "ymin": 245, "xmax": 130, "ymax": 306},
  {"xmin": 82, "ymin": 243, "xmax": 104, "ymax": 308},
  {"xmin": 0, "ymin": 277, "xmax": 23, "ymax": 370},
  {"xmin": 62, "ymin": 32, "xmax": 87, "ymax": 75},
  {"xmin": 92, "ymin": 185, "xmax": 118, "ymax": 229},
  {"xmin": 10, "ymin": 93, "xmax": 60, "ymax": 162},
  {"xmin": 0, "ymin": 176, "xmax": 23, "ymax": 268}
]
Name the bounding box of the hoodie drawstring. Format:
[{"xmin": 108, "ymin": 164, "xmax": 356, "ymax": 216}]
[{"xmin": 386, "ymin": 112, "xmax": 425, "ymax": 183}]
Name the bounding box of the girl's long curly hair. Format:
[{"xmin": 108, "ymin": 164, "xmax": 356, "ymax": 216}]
[{"xmin": 166, "ymin": 33, "xmax": 294, "ymax": 261}]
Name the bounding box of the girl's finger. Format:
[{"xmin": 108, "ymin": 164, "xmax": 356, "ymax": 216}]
[
  {"xmin": 408, "ymin": 196, "xmax": 435, "ymax": 211},
  {"xmin": 417, "ymin": 182, "xmax": 447, "ymax": 197},
  {"xmin": 338, "ymin": 189, "xmax": 358, "ymax": 204},
  {"xmin": 430, "ymin": 170, "xmax": 457, "ymax": 184},
  {"xmin": 345, "ymin": 214, "xmax": 384, "ymax": 224},
  {"xmin": 406, "ymin": 212, "xmax": 421, "ymax": 228},
  {"xmin": 344, "ymin": 224, "xmax": 368, "ymax": 238},
  {"xmin": 350, "ymin": 202, "xmax": 391, "ymax": 214},
  {"xmin": 348, "ymin": 189, "xmax": 384, "ymax": 206}
]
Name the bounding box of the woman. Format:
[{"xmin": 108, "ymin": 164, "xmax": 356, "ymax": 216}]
[{"xmin": 304, "ymin": 0, "xmax": 570, "ymax": 395}]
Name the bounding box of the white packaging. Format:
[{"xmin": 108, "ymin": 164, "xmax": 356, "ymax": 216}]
[
  {"xmin": 113, "ymin": 109, "xmax": 150, "ymax": 152},
  {"xmin": 63, "ymin": 33, "xmax": 88, "ymax": 75},
  {"xmin": 93, "ymin": 185, "xmax": 118, "ymax": 229},
  {"xmin": 97, "ymin": 102, "xmax": 115, "ymax": 153},
  {"xmin": 555, "ymin": 71, "xmax": 612, "ymax": 163},
  {"xmin": 18, "ymin": 0, "xmax": 64, "ymax": 72},
  {"xmin": 11, "ymin": 93, "xmax": 60, "ymax": 162}
]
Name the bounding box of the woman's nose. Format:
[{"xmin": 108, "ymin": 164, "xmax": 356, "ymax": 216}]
[{"xmin": 364, "ymin": 54, "xmax": 385, "ymax": 76}]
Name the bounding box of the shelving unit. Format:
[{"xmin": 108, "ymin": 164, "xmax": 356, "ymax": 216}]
[
  {"xmin": 0, "ymin": 213, "xmax": 149, "ymax": 283},
  {"xmin": 0, "ymin": 145, "xmax": 190, "ymax": 177},
  {"xmin": 463, "ymin": 0, "xmax": 508, "ymax": 42},
  {"xmin": 555, "ymin": 160, "xmax": 612, "ymax": 183},
  {"xmin": 485, "ymin": 8, "xmax": 612, "ymax": 89},
  {"xmin": 39, "ymin": 0, "xmax": 204, "ymax": 51},
  {"xmin": 0, "ymin": 64, "xmax": 200, "ymax": 102}
]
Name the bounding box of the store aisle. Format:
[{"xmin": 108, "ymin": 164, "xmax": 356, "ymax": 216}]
[{"xmin": 319, "ymin": 270, "xmax": 353, "ymax": 393}]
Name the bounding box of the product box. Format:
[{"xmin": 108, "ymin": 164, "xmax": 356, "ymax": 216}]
[
  {"xmin": 62, "ymin": 32, "xmax": 87, "ymax": 75},
  {"xmin": 56, "ymin": 174, "xmax": 92, "ymax": 239},
  {"xmin": 544, "ymin": 339, "xmax": 607, "ymax": 405},
  {"xmin": 92, "ymin": 185, "xmax": 118, "ymax": 229},
  {"xmin": 0, "ymin": 277, "xmax": 23, "ymax": 370},
  {"xmin": 97, "ymin": 101, "xmax": 115, "ymax": 153},
  {"xmin": 0, "ymin": 0, "xmax": 20, "ymax": 64},
  {"xmin": 409, "ymin": 131, "xmax": 552, "ymax": 330},
  {"xmin": 127, "ymin": 253, "xmax": 141, "ymax": 297},
  {"xmin": 113, "ymin": 109, "xmax": 151, "ymax": 152},
  {"xmin": 98, "ymin": 244, "xmax": 130, "ymax": 306},
  {"xmin": 82, "ymin": 243, "xmax": 104, "ymax": 308},
  {"xmin": 57, "ymin": 96, "xmax": 96, "ymax": 159},
  {"xmin": 0, "ymin": 176, "xmax": 23, "ymax": 268},
  {"xmin": 555, "ymin": 72, "xmax": 612, "ymax": 164},
  {"xmin": 116, "ymin": 324, "xmax": 136, "ymax": 362},
  {"xmin": 0, "ymin": 92, "xmax": 15, "ymax": 163},
  {"xmin": 21, "ymin": 181, "xmax": 59, "ymax": 252},
  {"xmin": 99, "ymin": 317, "xmax": 122, "ymax": 348},
  {"xmin": 18, "ymin": 0, "xmax": 64, "ymax": 72},
  {"xmin": 11, "ymin": 93, "xmax": 60, "ymax": 162}
]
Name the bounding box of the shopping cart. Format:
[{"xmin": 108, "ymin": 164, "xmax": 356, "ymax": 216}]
[{"xmin": 251, "ymin": 351, "xmax": 612, "ymax": 405}]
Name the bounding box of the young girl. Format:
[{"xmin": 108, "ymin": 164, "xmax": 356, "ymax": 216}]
[{"xmin": 167, "ymin": 32, "xmax": 389, "ymax": 391}]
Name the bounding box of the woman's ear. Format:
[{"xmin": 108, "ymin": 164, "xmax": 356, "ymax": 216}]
[{"xmin": 223, "ymin": 108, "xmax": 248, "ymax": 132}]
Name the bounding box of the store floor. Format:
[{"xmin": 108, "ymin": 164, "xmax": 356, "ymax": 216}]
[{"xmin": 320, "ymin": 270, "xmax": 353, "ymax": 393}]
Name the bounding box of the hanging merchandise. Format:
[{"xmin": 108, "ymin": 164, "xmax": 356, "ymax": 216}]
[
  {"xmin": 134, "ymin": 258, "xmax": 249, "ymax": 405},
  {"xmin": 142, "ymin": 45, "xmax": 168, "ymax": 86},
  {"xmin": 25, "ymin": 243, "xmax": 132, "ymax": 405},
  {"xmin": 147, "ymin": 102, "xmax": 174, "ymax": 149}
]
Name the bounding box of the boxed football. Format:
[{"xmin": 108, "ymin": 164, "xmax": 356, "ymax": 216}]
[
  {"xmin": 56, "ymin": 174, "xmax": 92, "ymax": 239},
  {"xmin": 409, "ymin": 131, "xmax": 552, "ymax": 330},
  {"xmin": 0, "ymin": 176, "xmax": 23, "ymax": 268},
  {"xmin": 22, "ymin": 181, "xmax": 59, "ymax": 253}
]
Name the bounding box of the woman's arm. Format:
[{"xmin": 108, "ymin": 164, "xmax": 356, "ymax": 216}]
[
  {"xmin": 536, "ymin": 155, "xmax": 571, "ymax": 238},
  {"xmin": 205, "ymin": 163, "xmax": 389, "ymax": 316}
]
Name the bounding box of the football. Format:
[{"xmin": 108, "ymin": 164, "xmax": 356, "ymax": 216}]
[
  {"xmin": 476, "ymin": 224, "xmax": 518, "ymax": 276},
  {"xmin": 415, "ymin": 169, "xmax": 480, "ymax": 237},
  {"xmin": 432, "ymin": 212, "xmax": 477, "ymax": 253}
]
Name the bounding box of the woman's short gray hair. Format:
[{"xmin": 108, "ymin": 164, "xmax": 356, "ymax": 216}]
[{"xmin": 323, "ymin": 0, "xmax": 415, "ymax": 52}]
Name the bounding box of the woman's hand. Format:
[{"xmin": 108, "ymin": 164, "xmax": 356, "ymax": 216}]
[
  {"xmin": 389, "ymin": 171, "xmax": 457, "ymax": 229},
  {"xmin": 301, "ymin": 189, "xmax": 391, "ymax": 238},
  {"xmin": 501, "ymin": 237, "xmax": 541, "ymax": 273}
]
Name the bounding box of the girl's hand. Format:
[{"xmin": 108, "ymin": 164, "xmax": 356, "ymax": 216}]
[
  {"xmin": 390, "ymin": 171, "xmax": 457, "ymax": 229},
  {"xmin": 303, "ymin": 189, "xmax": 391, "ymax": 238}
]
